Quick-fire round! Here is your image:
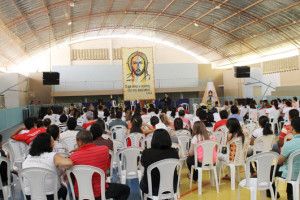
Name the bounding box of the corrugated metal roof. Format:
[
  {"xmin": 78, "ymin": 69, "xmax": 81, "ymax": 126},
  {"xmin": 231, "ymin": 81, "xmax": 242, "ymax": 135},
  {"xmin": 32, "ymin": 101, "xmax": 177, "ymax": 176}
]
[{"xmin": 0, "ymin": 0, "xmax": 298, "ymax": 66}]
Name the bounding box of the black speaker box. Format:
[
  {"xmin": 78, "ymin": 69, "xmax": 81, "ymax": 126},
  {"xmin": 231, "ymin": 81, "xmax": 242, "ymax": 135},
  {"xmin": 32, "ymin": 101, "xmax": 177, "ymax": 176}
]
[
  {"xmin": 43, "ymin": 72, "xmax": 60, "ymax": 85},
  {"xmin": 234, "ymin": 66, "xmax": 250, "ymax": 78}
]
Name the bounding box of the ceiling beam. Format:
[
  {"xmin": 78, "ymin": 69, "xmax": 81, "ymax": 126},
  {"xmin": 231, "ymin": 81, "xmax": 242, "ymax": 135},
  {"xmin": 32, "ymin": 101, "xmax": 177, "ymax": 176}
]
[
  {"xmin": 191, "ymin": 0, "xmax": 264, "ymax": 37},
  {"xmin": 175, "ymin": 0, "xmax": 230, "ymax": 34},
  {"xmin": 196, "ymin": 0, "xmax": 300, "ymax": 48},
  {"xmin": 129, "ymin": 0, "xmax": 154, "ymax": 27},
  {"xmin": 84, "ymin": 0, "xmax": 94, "ymax": 36},
  {"xmin": 98, "ymin": 0, "xmax": 115, "ymax": 33},
  {"xmin": 11, "ymin": 0, "xmax": 41, "ymax": 49},
  {"xmin": 41, "ymin": 0, "xmax": 56, "ymax": 41},
  {"xmin": 146, "ymin": 0, "xmax": 176, "ymax": 26},
  {"xmin": 111, "ymin": 0, "xmax": 135, "ymax": 34},
  {"xmin": 162, "ymin": 1, "xmax": 198, "ymax": 29},
  {"xmin": 20, "ymin": 9, "xmax": 259, "ymax": 54}
]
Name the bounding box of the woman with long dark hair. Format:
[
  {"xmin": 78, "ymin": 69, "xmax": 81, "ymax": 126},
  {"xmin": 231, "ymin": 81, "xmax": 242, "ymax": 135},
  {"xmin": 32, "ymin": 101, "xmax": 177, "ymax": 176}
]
[
  {"xmin": 140, "ymin": 129, "xmax": 179, "ymax": 196},
  {"xmin": 22, "ymin": 133, "xmax": 72, "ymax": 200}
]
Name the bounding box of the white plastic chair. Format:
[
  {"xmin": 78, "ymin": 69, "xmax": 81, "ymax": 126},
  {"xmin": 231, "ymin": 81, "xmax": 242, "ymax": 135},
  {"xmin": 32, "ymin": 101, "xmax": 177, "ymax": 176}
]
[
  {"xmin": 111, "ymin": 128, "xmax": 127, "ymax": 144},
  {"xmin": 0, "ymin": 157, "xmax": 12, "ymax": 200},
  {"xmin": 19, "ymin": 167, "xmax": 58, "ymax": 200},
  {"xmin": 142, "ymin": 134, "xmax": 153, "ymax": 149},
  {"xmin": 110, "ymin": 125, "xmax": 127, "ymax": 133},
  {"xmin": 177, "ymin": 134, "xmax": 191, "ymax": 159},
  {"xmin": 8, "ymin": 139, "xmax": 28, "ymax": 170},
  {"xmin": 192, "ymin": 103, "xmax": 199, "ymax": 116},
  {"xmin": 60, "ymin": 135, "xmax": 77, "ymax": 153},
  {"xmin": 67, "ymin": 165, "xmax": 107, "ymax": 200},
  {"xmin": 218, "ymin": 137, "xmax": 245, "ymax": 190},
  {"xmin": 117, "ymin": 147, "xmax": 142, "ymax": 184},
  {"xmin": 189, "ymin": 141, "xmax": 219, "ymax": 195},
  {"xmin": 175, "ymin": 129, "xmax": 191, "ymax": 136},
  {"xmin": 126, "ymin": 133, "xmax": 144, "ymax": 148},
  {"xmin": 253, "ymin": 135, "xmax": 275, "ymax": 154},
  {"xmin": 144, "ymin": 159, "xmax": 180, "ymax": 200},
  {"xmin": 276, "ymin": 149, "xmax": 300, "ymax": 200},
  {"xmin": 238, "ymin": 152, "xmax": 279, "ymax": 200}
]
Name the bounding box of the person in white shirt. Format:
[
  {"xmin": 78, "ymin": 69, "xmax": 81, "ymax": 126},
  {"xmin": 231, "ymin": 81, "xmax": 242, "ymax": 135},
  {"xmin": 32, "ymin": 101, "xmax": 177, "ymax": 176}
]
[
  {"xmin": 292, "ymin": 97, "xmax": 299, "ymax": 109},
  {"xmin": 60, "ymin": 118, "xmax": 79, "ymax": 152},
  {"xmin": 47, "ymin": 124, "xmax": 68, "ymax": 154},
  {"xmin": 43, "ymin": 108, "xmax": 57, "ymax": 124},
  {"xmin": 266, "ymin": 100, "xmax": 281, "ymax": 122},
  {"xmin": 250, "ymin": 116, "xmax": 274, "ymax": 152},
  {"xmin": 57, "ymin": 114, "xmax": 68, "ymax": 133},
  {"xmin": 282, "ymin": 100, "xmax": 293, "ymax": 122},
  {"xmin": 97, "ymin": 105, "xmax": 104, "ymax": 119},
  {"xmin": 22, "ymin": 133, "xmax": 72, "ymax": 200}
]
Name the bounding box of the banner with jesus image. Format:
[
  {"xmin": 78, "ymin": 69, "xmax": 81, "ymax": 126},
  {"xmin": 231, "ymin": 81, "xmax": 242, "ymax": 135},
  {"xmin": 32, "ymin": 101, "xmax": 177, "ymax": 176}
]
[{"xmin": 122, "ymin": 47, "xmax": 155, "ymax": 101}]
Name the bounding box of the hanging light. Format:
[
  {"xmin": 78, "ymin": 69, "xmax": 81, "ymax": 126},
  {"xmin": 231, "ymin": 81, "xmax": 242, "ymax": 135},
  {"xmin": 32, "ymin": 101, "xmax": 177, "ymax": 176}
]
[
  {"xmin": 69, "ymin": 1, "xmax": 75, "ymax": 7},
  {"xmin": 68, "ymin": 21, "xmax": 72, "ymax": 26},
  {"xmin": 193, "ymin": 22, "xmax": 199, "ymax": 27}
]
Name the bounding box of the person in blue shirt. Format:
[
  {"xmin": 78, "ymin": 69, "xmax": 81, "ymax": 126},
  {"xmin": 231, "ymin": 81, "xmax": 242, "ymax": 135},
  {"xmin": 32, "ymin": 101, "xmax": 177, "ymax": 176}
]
[{"xmin": 228, "ymin": 105, "xmax": 243, "ymax": 122}]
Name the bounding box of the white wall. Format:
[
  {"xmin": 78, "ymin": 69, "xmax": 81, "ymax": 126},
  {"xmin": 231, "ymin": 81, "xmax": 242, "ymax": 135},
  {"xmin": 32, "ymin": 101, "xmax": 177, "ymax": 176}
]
[
  {"xmin": 243, "ymin": 67, "xmax": 280, "ymax": 98},
  {"xmin": 52, "ymin": 63, "xmax": 199, "ymax": 91},
  {"xmin": 0, "ymin": 73, "xmax": 28, "ymax": 108}
]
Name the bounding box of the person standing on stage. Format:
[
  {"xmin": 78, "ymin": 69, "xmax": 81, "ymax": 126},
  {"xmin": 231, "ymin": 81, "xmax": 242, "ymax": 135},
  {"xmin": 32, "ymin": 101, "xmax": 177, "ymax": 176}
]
[{"xmin": 163, "ymin": 94, "xmax": 172, "ymax": 109}]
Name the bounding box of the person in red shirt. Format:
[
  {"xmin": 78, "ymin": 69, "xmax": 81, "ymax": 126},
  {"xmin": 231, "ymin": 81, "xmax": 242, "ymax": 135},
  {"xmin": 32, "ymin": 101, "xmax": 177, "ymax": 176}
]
[
  {"xmin": 213, "ymin": 110, "xmax": 228, "ymax": 131},
  {"xmin": 278, "ymin": 109, "xmax": 299, "ymax": 148},
  {"xmin": 70, "ymin": 130, "xmax": 130, "ymax": 200},
  {"xmin": 11, "ymin": 117, "xmax": 46, "ymax": 145},
  {"xmin": 82, "ymin": 111, "xmax": 97, "ymax": 130}
]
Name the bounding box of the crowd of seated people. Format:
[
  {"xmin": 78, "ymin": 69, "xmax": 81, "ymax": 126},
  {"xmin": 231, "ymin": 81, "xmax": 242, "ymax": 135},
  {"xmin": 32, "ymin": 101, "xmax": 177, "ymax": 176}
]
[{"xmin": 2, "ymin": 97, "xmax": 300, "ymax": 199}]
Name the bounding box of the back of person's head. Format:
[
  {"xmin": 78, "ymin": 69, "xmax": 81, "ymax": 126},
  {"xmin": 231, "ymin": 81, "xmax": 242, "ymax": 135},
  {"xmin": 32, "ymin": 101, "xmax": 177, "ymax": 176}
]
[
  {"xmin": 293, "ymin": 97, "xmax": 298, "ymax": 101},
  {"xmin": 59, "ymin": 114, "xmax": 68, "ymax": 123},
  {"xmin": 198, "ymin": 110, "xmax": 208, "ymax": 121},
  {"xmin": 46, "ymin": 108, "xmax": 53, "ymax": 115},
  {"xmin": 141, "ymin": 108, "xmax": 147, "ymax": 114},
  {"xmin": 174, "ymin": 118, "xmax": 183, "ymax": 130},
  {"xmin": 98, "ymin": 105, "xmax": 103, "ymax": 110},
  {"xmin": 230, "ymin": 105, "xmax": 239, "ymax": 114},
  {"xmin": 96, "ymin": 118, "xmax": 106, "ymax": 131},
  {"xmin": 24, "ymin": 117, "xmax": 35, "ymax": 130},
  {"xmin": 229, "ymin": 101, "xmax": 233, "ymax": 105},
  {"xmin": 226, "ymin": 118, "xmax": 244, "ymax": 143},
  {"xmin": 131, "ymin": 116, "xmax": 143, "ymax": 133},
  {"xmin": 286, "ymin": 100, "xmax": 292, "ymax": 107},
  {"xmin": 29, "ymin": 133, "xmax": 53, "ymax": 156},
  {"xmin": 82, "ymin": 107, "xmax": 88, "ymax": 113},
  {"xmin": 291, "ymin": 117, "xmax": 300, "ymax": 133},
  {"xmin": 178, "ymin": 109, "xmax": 185, "ymax": 117},
  {"xmin": 154, "ymin": 108, "xmax": 159, "ymax": 115},
  {"xmin": 215, "ymin": 101, "xmax": 219, "ymax": 106},
  {"xmin": 116, "ymin": 110, "xmax": 123, "ymax": 119},
  {"xmin": 273, "ymin": 99, "xmax": 279, "ymax": 110},
  {"xmin": 170, "ymin": 107, "xmax": 176, "ymax": 118},
  {"xmin": 43, "ymin": 118, "xmax": 51, "ymax": 128},
  {"xmin": 159, "ymin": 113, "xmax": 168, "ymax": 125},
  {"xmin": 90, "ymin": 123, "xmax": 104, "ymax": 140},
  {"xmin": 196, "ymin": 108, "xmax": 203, "ymax": 118},
  {"xmin": 289, "ymin": 109, "xmax": 299, "ymax": 121},
  {"xmin": 47, "ymin": 124, "xmax": 60, "ymax": 140},
  {"xmin": 76, "ymin": 130, "xmax": 93, "ymax": 144},
  {"xmin": 258, "ymin": 116, "xmax": 273, "ymax": 136},
  {"xmin": 192, "ymin": 121, "xmax": 209, "ymax": 139},
  {"xmin": 220, "ymin": 110, "xmax": 228, "ymax": 120},
  {"xmin": 36, "ymin": 120, "xmax": 44, "ymax": 128},
  {"xmin": 151, "ymin": 129, "xmax": 172, "ymax": 149},
  {"xmin": 0, "ymin": 134, "xmax": 2, "ymax": 144},
  {"xmin": 67, "ymin": 117, "xmax": 77, "ymax": 130},
  {"xmin": 86, "ymin": 111, "xmax": 94, "ymax": 121},
  {"xmin": 224, "ymin": 101, "xmax": 229, "ymax": 106},
  {"xmin": 150, "ymin": 116, "xmax": 159, "ymax": 127}
]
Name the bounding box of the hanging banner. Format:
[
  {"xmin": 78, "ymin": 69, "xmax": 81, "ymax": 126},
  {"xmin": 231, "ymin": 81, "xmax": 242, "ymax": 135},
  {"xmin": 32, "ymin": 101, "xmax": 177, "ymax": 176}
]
[{"xmin": 122, "ymin": 47, "xmax": 155, "ymax": 101}]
